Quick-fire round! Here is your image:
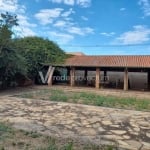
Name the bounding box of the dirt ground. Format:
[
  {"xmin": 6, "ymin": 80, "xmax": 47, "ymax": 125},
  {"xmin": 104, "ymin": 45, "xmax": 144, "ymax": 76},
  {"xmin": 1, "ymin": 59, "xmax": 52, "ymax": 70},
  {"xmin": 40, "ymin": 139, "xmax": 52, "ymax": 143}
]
[{"xmin": 0, "ymin": 85, "xmax": 150, "ymax": 150}]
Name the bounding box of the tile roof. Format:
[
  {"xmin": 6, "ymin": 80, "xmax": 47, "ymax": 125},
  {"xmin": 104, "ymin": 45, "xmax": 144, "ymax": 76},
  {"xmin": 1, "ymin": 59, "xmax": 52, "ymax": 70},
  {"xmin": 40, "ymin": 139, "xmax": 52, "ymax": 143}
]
[{"xmin": 64, "ymin": 55, "xmax": 150, "ymax": 68}]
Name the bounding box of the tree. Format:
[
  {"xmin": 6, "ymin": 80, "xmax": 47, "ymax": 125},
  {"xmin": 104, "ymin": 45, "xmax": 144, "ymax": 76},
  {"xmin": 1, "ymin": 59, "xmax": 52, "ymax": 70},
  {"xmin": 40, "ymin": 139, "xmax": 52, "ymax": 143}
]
[
  {"xmin": 0, "ymin": 12, "xmax": 26, "ymax": 88},
  {"xmin": 12, "ymin": 36, "xmax": 66, "ymax": 82},
  {"xmin": 0, "ymin": 12, "xmax": 18, "ymax": 53},
  {"xmin": 0, "ymin": 12, "xmax": 18, "ymax": 28}
]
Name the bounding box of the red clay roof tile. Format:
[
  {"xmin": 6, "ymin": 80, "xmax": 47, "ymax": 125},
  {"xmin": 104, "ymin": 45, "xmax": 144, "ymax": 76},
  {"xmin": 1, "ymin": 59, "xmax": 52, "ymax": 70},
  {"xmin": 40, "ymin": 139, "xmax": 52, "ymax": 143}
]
[{"xmin": 64, "ymin": 55, "xmax": 150, "ymax": 68}]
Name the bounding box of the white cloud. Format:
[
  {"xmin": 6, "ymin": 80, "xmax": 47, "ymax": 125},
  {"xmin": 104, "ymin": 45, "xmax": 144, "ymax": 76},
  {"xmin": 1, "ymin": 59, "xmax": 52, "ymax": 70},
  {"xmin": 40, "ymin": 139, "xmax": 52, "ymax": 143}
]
[
  {"xmin": 0, "ymin": 0, "xmax": 25, "ymax": 13},
  {"xmin": 20, "ymin": 28, "xmax": 36, "ymax": 37},
  {"xmin": 0, "ymin": 0, "xmax": 18, "ymax": 12},
  {"xmin": 120, "ymin": 8, "xmax": 126, "ymax": 11},
  {"xmin": 138, "ymin": 0, "xmax": 150, "ymax": 16},
  {"xmin": 68, "ymin": 27, "xmax": 82, "ymax": 35},
  {"xmin": 81, "ymin": 16, "xmax": 88, "ymax": 21},
  {"xmin": 12, "ymin": 14, "xmax": 37, "ymax": 37},
  {"xmin": 76, "ymin": 0, "xmax": 91, "ymax": 7},
  {"xmin": 34, "ymin": 6, "xmax": 93, "ymax": 43},
  {"xmin": 49, "ymin": 0, "xmax": 91, "ymax": 7},
  {"xmin": 0, "ymin": 0, "xmax": 36, "ymax": 37},
  {"xmin": 17, "ymin": 15, "xmax": 37, "ymax": 27},
  {"xmin": 100, "ymin": 32, "xmax": 115, "ymax": 37},
  {"xmin": 53, "ymin": 19, "xmax": 75, "ymax": 28},
  {"xmin": 35, "ymin": 8, "xmax": 63, "ymax": 25},
  {"xmin": 49, "ymin": 0, "xmax": 74, "ymax": 5},
  {"xmin": 49, "ymin": 31, "xmax": 74, "ymax": 44},
  {"xmin": 13, "ymin": 26, "xmax": 36, "ymax": 37},
  {"xmin": 115, "ymin": 25, "xmax": 150, "ymax": 44},
  {"xmin": 61, "ymin": 8, "xmax": 75, "ymax": 17},
  {"xmin": 50, "ymin": 0, "xmax": 62, "ymax": 3},
  {"xmin": 53, "ymin": 20, "xmax": 67, "ymax": 27},
  {"xmin": 67, "ymin": 26, "xmax": 94, "ymax": 35},
  {"xmin": 83, "ymin": 27, "xmax": 94, "ymax": 34},
  {"xmin": 35, "ymin": 8, "xmax": 75, "ymax": 27},
  {"xmin": 51, "ymin": 8, "xmax": 93, "ymax": 36},
  {"xmin": 13, "ymin": 15, "xmax": 37, "ymax": 37},
  {"xmin": 53, "ymin": 19, "xmax": 93, "ymax": 36},
  {"xmin": 64, "ymin": 0, "xmax": 74, "ymax": 5}
]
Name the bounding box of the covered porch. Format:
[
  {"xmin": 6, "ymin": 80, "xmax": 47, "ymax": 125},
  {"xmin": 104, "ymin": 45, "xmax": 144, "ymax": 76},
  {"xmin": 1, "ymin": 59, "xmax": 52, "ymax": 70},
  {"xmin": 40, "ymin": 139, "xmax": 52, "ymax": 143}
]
[
  {"xmin": 48, "ymin": 66, "xmax": 150, "ymax": 91},
  {"xmin": 46, "ymin": 55, "xmax": 150, "ymax": 91}
]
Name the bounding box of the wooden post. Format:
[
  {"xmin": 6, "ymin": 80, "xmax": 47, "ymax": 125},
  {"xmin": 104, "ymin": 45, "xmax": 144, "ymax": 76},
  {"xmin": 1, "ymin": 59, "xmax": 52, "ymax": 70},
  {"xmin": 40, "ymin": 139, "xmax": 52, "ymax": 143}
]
[
  {"xmin": 67, "ymin": 68, "xmax": 70, "ymax": 84},
  {"xmin": 104, "ymin": 70, "xmax": 107, "ymax": 82},
  {"xmin": 84, "ymin": 69, "xmax": 88, "ymax": 85},
  {"xmin": 147, "ymin": 71, "xmax": 150, "ymax": 90},
  {"xmin": 95, "ymin": 67, "xmax": 100, "ymax": 89},
  {"xmin": 70, "ymin": 67, "xmax": 75, "ymax": 87},
  {"xmin": 124, "ymin": 68, "xmax": 128, "ymax": 91}
]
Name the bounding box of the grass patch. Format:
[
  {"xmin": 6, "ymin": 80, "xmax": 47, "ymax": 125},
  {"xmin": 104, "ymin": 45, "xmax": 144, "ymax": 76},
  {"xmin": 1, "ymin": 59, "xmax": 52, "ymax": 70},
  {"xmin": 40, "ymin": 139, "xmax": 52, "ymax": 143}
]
[
  {"xmin": 50, "ymin": 90, "xmax": 68, "ymax": 102},
  {"xmin": 0, "ymin": 122, "xmax": 118, "ymax": 150},
  {"xmin": 0, "ymin": 122, "xmax": 14, "ymax": 141},
  {"xmin": 17, "ymin": 89, "xmax": 150, "ymax": 111}
]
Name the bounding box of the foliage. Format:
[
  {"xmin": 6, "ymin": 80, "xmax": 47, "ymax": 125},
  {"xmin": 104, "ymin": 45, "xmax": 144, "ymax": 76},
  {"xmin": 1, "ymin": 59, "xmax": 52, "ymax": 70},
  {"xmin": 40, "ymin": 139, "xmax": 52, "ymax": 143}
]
[
  {"xmin": 0, "ymin": 12, "xmax": 26, "ymax": 88},
  {"xmin": 0, "ymin": 12, "xmax": 18, "ymax": 28},
  {"xmin": 12, "ymin": 36, "xmax": 66, "ymax": 80},
  {"xmin": 0, "ymin": 12, "xmax": 18, "ymax": 53},
  {"xmin": 0, "ymin": 12, "xmax": 67, "ymax": 87}
]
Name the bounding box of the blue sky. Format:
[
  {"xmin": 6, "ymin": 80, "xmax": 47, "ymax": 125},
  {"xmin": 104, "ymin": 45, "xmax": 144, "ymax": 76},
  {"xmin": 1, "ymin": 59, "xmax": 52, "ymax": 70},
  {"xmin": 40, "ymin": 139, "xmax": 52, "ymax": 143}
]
[{"xmin": 0, "ymin": 0, "xmax": 150, "ymax": 55}]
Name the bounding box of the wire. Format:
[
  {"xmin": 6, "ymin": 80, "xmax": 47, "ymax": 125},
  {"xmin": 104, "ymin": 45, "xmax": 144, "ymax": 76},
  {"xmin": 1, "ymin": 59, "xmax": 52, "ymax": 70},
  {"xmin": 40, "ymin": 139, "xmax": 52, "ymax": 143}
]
[{"xmin": 60, "ymin": 43, "xmax": 150, "ymax": 47}]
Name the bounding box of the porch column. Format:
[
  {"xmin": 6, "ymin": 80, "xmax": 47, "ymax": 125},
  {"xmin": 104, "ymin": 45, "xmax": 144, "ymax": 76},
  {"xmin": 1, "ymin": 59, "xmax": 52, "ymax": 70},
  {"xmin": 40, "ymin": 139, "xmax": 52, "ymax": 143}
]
[
  {"xmin": 147, "ymin": 71, "xmax": 150, "ymax": 90},
  {"xmin": 67, "ymin": 68, "xmax": 70, "ymax": 84},
  {"xmin": 84, "ymin": 69, "xmax": 88, "ymax": 85},
  {"xmin": 124, "ymin": 68, "xmax": 128, "ymax": 91},
  {"xmin": 70, "ymin": 67, "xmax": 75, "ymax": 86},
  {"xmin": 95, "ymin": 67, "xmax": 100, "ymax": 89},
  {"xmin": 104, "ymin": 70, "xmax": 107, "ymax": 82}
]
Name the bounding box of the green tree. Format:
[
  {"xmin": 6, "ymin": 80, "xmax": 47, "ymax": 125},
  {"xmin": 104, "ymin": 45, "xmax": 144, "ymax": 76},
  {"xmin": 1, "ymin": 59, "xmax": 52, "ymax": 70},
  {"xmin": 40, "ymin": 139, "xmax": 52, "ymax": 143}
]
[
  {"xmin": 0, "ymin": 12, "xmax": 18, "ymax": 53},
  {"xmin": 0, "ymin": 12, "xmax": 26, "ymax": 88},
  {"xmin": 0, "ymin": 12, "xmax": 18, "ymax": 28},
  {"xmin": 12, "ymin": 36, "xmax": 66, "ymax": 81}
]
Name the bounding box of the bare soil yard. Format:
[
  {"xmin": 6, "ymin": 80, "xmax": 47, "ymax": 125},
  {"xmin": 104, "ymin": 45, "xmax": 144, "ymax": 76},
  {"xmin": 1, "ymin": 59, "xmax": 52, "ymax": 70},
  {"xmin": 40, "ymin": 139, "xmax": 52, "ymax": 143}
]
[{"xmin": 0, "ymin": 86, "xmax": 150, "ymax": 150}]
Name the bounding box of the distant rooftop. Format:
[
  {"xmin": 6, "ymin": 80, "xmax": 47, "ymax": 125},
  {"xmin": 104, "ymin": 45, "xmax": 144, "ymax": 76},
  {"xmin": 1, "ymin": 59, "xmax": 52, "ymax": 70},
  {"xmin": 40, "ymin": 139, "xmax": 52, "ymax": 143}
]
[{"xmin": 66, "ymin": 52, "xmax": 85, "ymax": 56}]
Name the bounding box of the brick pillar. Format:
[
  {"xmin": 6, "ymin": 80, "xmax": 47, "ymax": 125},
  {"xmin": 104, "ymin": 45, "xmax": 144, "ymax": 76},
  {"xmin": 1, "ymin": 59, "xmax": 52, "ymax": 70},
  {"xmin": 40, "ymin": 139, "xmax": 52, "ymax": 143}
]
[
  {"xmin": 95, "ymin": 67, "xmax": 100, "ymax": 89},
  {"xmin": 147, "ymin": 71, "xmax": 150, "ymax": 90},
  {"xmin": 70, "ymin": 67, "xmax": 75, "ymax": 87},
  {"xmin": 124, "ymin": 68, "xmax": 128, "ymax": 91}
]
